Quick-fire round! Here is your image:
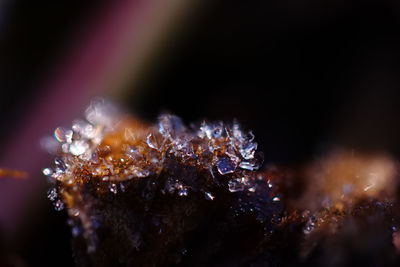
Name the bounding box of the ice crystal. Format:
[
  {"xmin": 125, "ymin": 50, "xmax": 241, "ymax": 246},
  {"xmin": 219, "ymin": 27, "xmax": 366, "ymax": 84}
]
[
  {"xmin": 228, "ymin": 179, "xmax": 245, "ymax": 192},
  {"xmin": 216, "ymin": 157, "xmax": 237, "ymax": 175},
  {"xmin": 47, "ymin": 188, "xmax": 58, "ymax": 201},
  {"xmin": 69, "ymin": 140, "xmax": 89, "ymax": 156},
  {"xmin": 204, "ymin": 191, "xmax": 215, "ymax": 200},
  {"xmin": 146, "ymin": 133, "xmax": 159, "ymax": 150},
  {"xmin": 44, "ymin": 100, "xmax": 264, "ymax": 204},
  {"xmin": 43, "ymin": 99, "xmax": 277, "ymax": 262},
  {"xmin": 54, "ymin": 199, "xmax": 65, "ymax": 211}
]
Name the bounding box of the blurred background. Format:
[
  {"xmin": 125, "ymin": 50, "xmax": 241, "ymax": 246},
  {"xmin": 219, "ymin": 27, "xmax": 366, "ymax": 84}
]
[{"xmin": 0, "ymin": 0, "xmax": 400, "ymax": 266}]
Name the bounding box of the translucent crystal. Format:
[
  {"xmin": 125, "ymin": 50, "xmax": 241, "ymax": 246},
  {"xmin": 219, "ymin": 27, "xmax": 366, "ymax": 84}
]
[
  {"xmin": 69, "ymin": 140, "xmax": 89, "ymax": 156},
  {"xmin": 165, "ymin": 178, "xmax": 176, "ymax": 194},
  {"xmin": 303, "ymin": 218, "xmax": 316, "ymax": 234},
  {"xmin": 54, "ymin": 199, "xmax": 65, "ymax": 211},
  {"xmin": 126, "ymin": 146, "xmax": 141, "ymax": 160},
  {"xmin": 54, "ymin": 158, "xmax": 66, "ymax": 173},
  {"xmin": 248, "ymin": 186, "xmax": 256, "ymax": 192},
  {"xmin": 272, "ymin": 196, "xmax": 280, "ymax": 202},
  {"xmin": 198, "ymin": 122, "xmax": 211, "ymax": 139},
  {"xmin": 44, "ymin": 103, "xmax": 285, "ymax": 265},
  {"xmin": 158, "ymin": 114, "xmax": 184, "ymax": 137},
  {"xmin": 228, "ymin": 179, "xmax": 245, "ymax": 192},
  {"xmin": 239, "ymin": 142, "xmax": 257, "ymax": 160},
  {"xmin": 232, "ymin": 122, "xmax": 245, "ymax": 142},
  {"xmin": 109, "ymin": 183, "xmax": 118, "ymax": 194},
  {"xmin": 173, "ymin": 138, "xmax": 194, "ymax": 158},
  {"xmin": 72, "ymin": 119, "xmax": 97, "ymax": 139},
  {"xmin": 239, "ymin": 160, "xmax": 259, "ymax": 171},
  {"xmin": 204, "ymin": 191, "xmax": 215, "ymax": 200},
  {"xmin": 85, "ymin": 98, "xmax": 117, "ymax": 127},
  {"xmin": 212, "ymin": 123, "xmax": 224, "ymax": 138},
  {"xmin": 62, "ymin": 143, "xmax": 70, "ymax": 153},
  {"xmin": 198, "ymin": 121, "xmax": 225, "ymax": 139},
  {"xmin": 216, "ymin": 157, "xmax": 237, "ymax": 175},
  {"xmin": 119, "ymin": 183, "xmax": 126, "ymax": 192},
  {"xmin": 225, "ymin": 146, "xmax": 240, "ymax": 164},
  {"xmin": 131, "ymin": 168, "xmax": 150, "ymax": 178},
  {"xmin": 47, "ymin": 188, "xmax": 58, "ymax": 201},
  {"xmin": 178, "ymin": 187, "xmax": 188, "ymax": 197},
  {"xmin": 146, "ymin": 133, "xmax": 159, "ymax": 150}
]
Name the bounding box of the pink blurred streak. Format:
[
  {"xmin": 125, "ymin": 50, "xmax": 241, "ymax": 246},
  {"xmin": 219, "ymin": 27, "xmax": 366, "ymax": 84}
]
[{"xmin": 0, "ymin": 0, "xmax": 158, "ymax": 241}]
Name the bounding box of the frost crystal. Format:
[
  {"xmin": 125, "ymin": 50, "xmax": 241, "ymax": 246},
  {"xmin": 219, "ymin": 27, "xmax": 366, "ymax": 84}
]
[
  {"xmin": 47, "ymin": 188, "xmax": 58, "ymax": 201},
  {"xmin": 228, "ymin": 179, "xmax": 245, "ymax": 192},
  {"xmin": 216, "ymin": 157, "xmax": 237, "ymax": 175},
  {"xmin": 43, "ymin": 99, "xmax": 269, "ymax": 256},
  {"xmin": 44, "ymin": 100, "xmax": 263, "ymax": 204},
  {"xmin": 204, "ymin": 191, "xmax": 215, "ymax": 200},
  {"xmin": 146, "ymin": 133, "xmax": 159, "ymax": 150},
  {"xmin": 158, "ymin": 114, "xmax": 184, "ymax": 137},
  {"xmin": 84, "ymin": 98, "xmax": 117, "ymax": 127},
  {"xmin": 69, "ymin": 140, "xmax": 89, "ymax": 156},
  {"xmin": 54, "ymin": 200, "xmax": 65, "ymax": 211}
]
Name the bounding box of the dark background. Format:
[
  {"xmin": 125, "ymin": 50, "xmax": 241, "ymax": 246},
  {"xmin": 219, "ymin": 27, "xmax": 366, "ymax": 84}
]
[{"xmin": 1, "ymin": 1, "xmax": 400, "ymax": 266}]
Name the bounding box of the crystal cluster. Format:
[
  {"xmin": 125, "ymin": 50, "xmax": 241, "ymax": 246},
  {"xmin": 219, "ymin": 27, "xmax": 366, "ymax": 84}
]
[
  {"xmin": 44, "ymin": 99, "xmax": 400, "ymax": 267},
  {"xmin": 44, "ymin": 99, "xmax": 282, "ymax": 266}
]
